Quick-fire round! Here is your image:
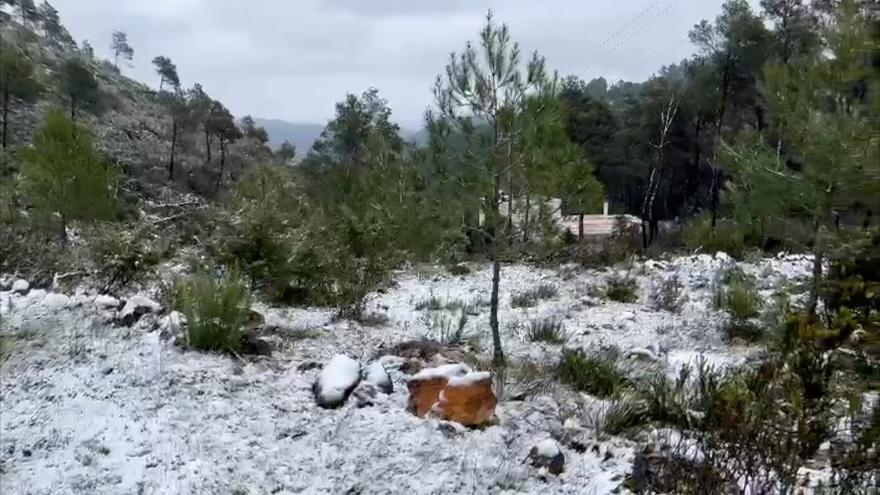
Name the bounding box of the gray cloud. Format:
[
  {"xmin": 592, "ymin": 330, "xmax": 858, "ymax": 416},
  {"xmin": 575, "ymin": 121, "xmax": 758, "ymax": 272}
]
[{"xmin": 49, "ymin": 0, "xmax": 759, "ymax": 128}]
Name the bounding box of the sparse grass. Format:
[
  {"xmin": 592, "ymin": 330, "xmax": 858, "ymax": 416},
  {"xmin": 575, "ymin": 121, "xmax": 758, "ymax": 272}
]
[
  {"xmin": 714, "ymin": 271, "xmax": 763, "ymax": 342},
  {"xmin": 724, "ymin": 279, "xmax": 762, "ymax": 320},
  {"xmin": 651, "ymin": 277, "xmax": 686, "ymax": 313},
  {"xmin": 173, "ymin": 267, "xmax": 251, "ymax": 354},
  {"xmin": 422, "ymin": 310, "xmax": 470, "ymax": 345},
  {"xmin": 593, "ymin": 396, "xmax": 648, "ymax": 437},
  {"xmin": 525, "ymin": 316, "xmax": 567, "ymax": 344},
  {"xmin": 605, "ymin": 274, "xmax": 638, "ymax": 303},
  {"xmin": 447, "ymin": 264, "xmax": 471, "ymax": 276},
  {"xmin": 557, "ymin": 347, "xmax": 626, "ymax": 398},
  {"xmin": 511, "ymin": 283, "xmax": 558, "ymax": 308},
  {"xmin": 415, "ymin": 294, "xmax": 445, "ymax": 311},
  {"xmin": 357, "ymin": 312, "xmax": 389, "ymax": 327},
  {"xmin": 415, "ymin": 294, "xmax": 487, "ymax": 313}
]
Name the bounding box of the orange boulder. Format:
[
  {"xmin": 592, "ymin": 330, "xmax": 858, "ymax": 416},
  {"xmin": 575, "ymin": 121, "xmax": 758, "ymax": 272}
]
[
  {"xmin": 406, "ymin": 364, "xmax": 471, "ymax": 417},
  {"xmin": 435, "ymin": 372, "xmax": 497, "ymax": 426}
]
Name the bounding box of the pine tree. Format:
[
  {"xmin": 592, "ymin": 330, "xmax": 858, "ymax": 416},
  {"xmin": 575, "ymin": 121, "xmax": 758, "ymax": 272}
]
[
  {"xmin": 152, "ymin": 56, "xmax": 180, "ymax": 91},
  {"xmin": 724, "ymin": 0, "xmax": 879, "ymax": 315},
  {"xmin": 158, "ymin": 90, "xmax": 194, "ymax": 180},
  {"xmin": 431, "ymin": 11, "xmax": 556, "ymax": 368},
  {"xmin": 110, "ymin": 31, "xmax": 134, "ymax": 68},
  {"xmin": 16, "ymin": 0, "xmax": 40, "ymax": 29},
  {"xmin": 59, "ymin": 58, "xmax": 99, "ymax": 120},
  {"xmin": 20, "ymin": 111, "xmax": 117, "ymax": 244},
  {"xmin": 277, "ymin": 140, "xmax": 296, "ymax": 163},
  {"xmin": 0, "ymin": 42, "xmax": 42, "ymax": 148}
]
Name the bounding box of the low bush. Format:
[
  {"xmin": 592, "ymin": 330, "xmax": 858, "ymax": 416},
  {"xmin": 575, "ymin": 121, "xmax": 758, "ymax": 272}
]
[
  {"xmin": 525, "ymin": 317, "xmax": 567, "ymax": 344},
  {"xmin": 423, "ymin": 310, "xmax": 469, "ymax": 346},
  {"xmin": 681, "ymin": 216, "xmax": 747, "ymax": 258},
  {"xmin": 173, "ymin": 267, "xmax": 251, "ymax": 354},
  {"xmin": 511, "ymin": 283, "xmax": 558, "ymax": 308},
  {"xmin": 605, "ymin": 274, "xmax": 639, "ymax": 303},
  {"xmin": 94, "ymin": 225, "xmax": 166, "ymax": 291},
  {"xmin": 557, "ymin": 347, "xmax": 626, "ymax": 398},
  {"xmin": 447, "ymin": 264, "xmax": 471, "ymax": 276},
  {"xmin": 650, "ymin": 276, "xmax": 686, "ymax": 313}
]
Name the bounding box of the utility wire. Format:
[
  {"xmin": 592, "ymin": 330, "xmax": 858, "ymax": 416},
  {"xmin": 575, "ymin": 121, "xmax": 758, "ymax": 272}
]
[
  {"xmin": 607, "ymin": 0, "xmax": 682, "ymax": 53},
  {"xmin": 597, "ymin": 0, "xmax": 664, "ymax": 48}
]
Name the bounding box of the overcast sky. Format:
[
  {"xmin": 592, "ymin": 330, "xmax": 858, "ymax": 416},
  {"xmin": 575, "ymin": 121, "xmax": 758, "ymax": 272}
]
[{"xmin": 48, "ymin": 0, "xmax": 758, "ymax": 129}]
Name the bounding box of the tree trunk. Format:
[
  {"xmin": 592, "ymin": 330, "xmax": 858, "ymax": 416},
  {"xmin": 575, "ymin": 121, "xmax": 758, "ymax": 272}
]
[
  {"xmin": 70, "ymin": 96, "xmax": 76, "ymax": 121},
  {"xmin": 489, "ymin": 173, "xmax": 505, "ymax": 368},
  {"xmin": 807, "ymin": 221, "xmax": 824, "ymax": 317},
  {"xmin": 690, "ymin": 119, "xmax": 702, "ymax": 212},
  {"xmin": 205, "ymin": 130, "xmax": 212, "ymax": 165},
  {"xmin": 215, "ymin": 138, "xmax": 225, "ymax": 191},
  {"xmin": 2, "ymin": 88, "xmax": 8, "ymax": 149},
  {"xmin": 578, "ymin": 213, "xmax": 584, "ymax": 243},
  {"xmin": 168, "ymin": 121, "xmax": 177, "ymax": 180},
  {"xmin": 522, "ymin": 194, "xmax": 530, "ymax": 243},
  {"xmin": 710, "ymin": 168, "xmax": 720, "ymax": 228},
  {"xmin": 59, "ymin": 214, "xmax": 68, "ymax": 248}
]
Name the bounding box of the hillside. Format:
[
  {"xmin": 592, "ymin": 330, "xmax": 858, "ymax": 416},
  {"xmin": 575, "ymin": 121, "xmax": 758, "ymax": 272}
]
[{"xmin": 253, "ymin": 118, "xmax": 324, "ymax": 151}]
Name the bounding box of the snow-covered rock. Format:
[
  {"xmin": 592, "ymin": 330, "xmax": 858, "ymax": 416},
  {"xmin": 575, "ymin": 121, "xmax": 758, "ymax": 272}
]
[
  {"xmin": 93, "ymin": 294, "xmax": 121, "ymax": 309},
  {"xmin": 362, "ymin": 361, "xmax": 393, "ymax": 394},
  {"xmin": 0, "ymin": 275, "xmax": 12, "ymax": 291},
  {"xmin": 158, "ymin": 310, "xmax": 185, "ymax": 341},
  {"xmin": 529, "ymin": 439, "xmax": 565, "ymax": 475},
  {"xmin": 435, "ymin": 371, "xmax": 496, "ymax": 426},
  {"xmin": 407, "ymin": 363, "xmax": 472, "ymax": 417},
  {"xmin": 43, "ymin": 292, "xmax": 71, "ymax": 309},
  {"xmin": 119, "ymin": 295, "xmax": 161, "ymax": 326},
  {"xmin": 11, "ymin": 279, "xmax": 29, "ymax": 294},
  {"xmin": 313, "ymin": 354, "xmax": 361, "ymax": 409}
]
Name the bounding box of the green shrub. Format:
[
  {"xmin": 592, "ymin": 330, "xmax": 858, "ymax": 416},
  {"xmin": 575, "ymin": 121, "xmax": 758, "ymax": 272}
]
[
  {"xmin": 174, "ymin": 267, "xmax": 251, "ymax": 354},
  {"xmin": 525, "ymin": 317, "xmax": 567, "ymax": 344},
  {"xmin": 682, "ymin": 216, "xmax": 746, "ymax": 258},
  {"xmin": 511, "ymin": 283, "xmax": 558, "ymax": 308},
  {"xmin": 447, "ymin": 264, "xmax": 471, "ymax": 276},
  {"xmin": 423, "ymin": 310, "xmax": 469, "ymax": 345},
  {"xmin": 724, "ymin": 279, "xmax": 762, "ymax": 320},
  {"xmin": 605, "ymin": 274, "xmax": 638, "ymax": 303},
  {"xmin": 94, "ymin": 225, "xmax": 165, "ymax": 291},
  {"xmin": 557, "ymin": 347, "xmax": 626, "ymax": 398}
]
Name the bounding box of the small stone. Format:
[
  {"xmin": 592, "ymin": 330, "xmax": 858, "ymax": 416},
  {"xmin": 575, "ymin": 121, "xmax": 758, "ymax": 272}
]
[
  {"xmin": 101, "ymin": 367, "xmax": 114, "ymax": 375},
  {"xmin": 22, "ymin": 448, "xmax": 32, "ymax": 458},
  {"xmin": 94, "ymin": 294, "xmax": 120, "ymax": 309},
  {"xmin": 362, "ymin": 361, "xmax": 393, "ymax": 394},
  {"xmin": 529, "ymin": 439, "xmax": 565, "ymax": 475},
  {"xmin": 119, "ymin": 295, "xmax": 161, "ymax": 326},
  {"xmin": 351, "ymin": 382, "xmax": 379, "ymax": 408},
  {"xmin": 11, "ymin": 279, "xmax": 29, "ymax": 295},
  {"xmin": 296, "ymin": 361, "xmax": 322, "ymax": 372}
]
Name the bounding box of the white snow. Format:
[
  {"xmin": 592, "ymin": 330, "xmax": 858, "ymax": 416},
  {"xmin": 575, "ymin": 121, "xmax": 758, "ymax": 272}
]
[
  {"xmin": 93, "ymin": 294, "xmax": 120, "ymax": 308},
  {"xmin": 447, "ymin": 371, "xmax": 492, "ymax": 387},
  {"xmin": 534, "ymin": 438, "xmax": 561, "ymax": 458},
  {"xmin": 362, "ymin": 361, "xmax": 392, "ymax": 392},
  {"xmin": 11, "ymin": 278, "xmax": 29, "ymax": 294},
  {"xmin": 0, "ymin": 254, "xmax": 821, "ymax": 494},
  {"xmin": 316, "ymin": 354, "xmax": 361, "ymax": 405},
  {"xmin": 120, "ymin": 294, "xmax": 161, "ymax": 319},
  {"xmin": 409, "ymin": 363, "xmax": 471, "ymax": 381}
]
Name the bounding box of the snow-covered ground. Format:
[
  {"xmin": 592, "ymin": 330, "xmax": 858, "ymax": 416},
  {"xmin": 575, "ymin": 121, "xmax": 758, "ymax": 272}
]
[{"xmin": 0, "ymin": 253, "xmax": 813, "ymax": 494}]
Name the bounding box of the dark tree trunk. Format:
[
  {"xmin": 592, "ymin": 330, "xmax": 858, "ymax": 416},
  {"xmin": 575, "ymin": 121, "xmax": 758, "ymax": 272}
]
[
  {"xmin": 578, "ymin": 213, "xmax": 584, "ymax": 243},
  {"xmin": 215, "ymin": 137, "xmax": 226, "ymax": 191},
  {"xmin": 689, "ymin": 118, "xmax": 703, "ymax": 212},
  {"xmin": 489, "ymin": 169, "xmax": 505, "ymax": 368},
  {"xmin": 522, "ymin": 194, "xmax": 530, "ymax": 243},
  {"xmin": 168, "ymin": 121, "xmax": 178, "ymax": 180},
  {"xmin": 205, "ymin": 130, "xmax": 212, "ymax": 164},
  {"xmin": 59, "ymin": 214, "xmax": 68, "ymax": 248},
  {"xmin": 2, "ymin": 88, "xmax": 8, "ymax": 149},
  {"xmin": 70, "ymin": 96, "xmax": 76, "ymax": 121},
  {"xmin": 710, "ymin": 168, "xmax": 720, "ymax": 228}
]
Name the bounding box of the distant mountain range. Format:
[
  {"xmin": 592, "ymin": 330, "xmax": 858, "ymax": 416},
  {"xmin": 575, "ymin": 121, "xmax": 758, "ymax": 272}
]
[{"xmin": 254, "ymin": 118, "xmax": 428, "ymax": 153}]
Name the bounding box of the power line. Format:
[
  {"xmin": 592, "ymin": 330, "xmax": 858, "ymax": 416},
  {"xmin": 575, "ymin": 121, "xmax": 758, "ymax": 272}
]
[
  {"xmin": 597, "ymin": 0, "xmax": 664, "ymax": 49},
  {"xmin": 607, "ymin": 0, "xmax": 682, "ymax": 53}
]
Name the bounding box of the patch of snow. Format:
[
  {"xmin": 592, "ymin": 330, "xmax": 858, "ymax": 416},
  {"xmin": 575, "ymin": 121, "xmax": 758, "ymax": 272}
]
[
  {"xmin": 11, "ymin": 279, "xmax": 29, "ymax": 294},
  {"xmin": 409, "ymin": 363, "xmax": 471, "ymax": 381},
  {"xmin": 447, "ymin": 371, "xmax": 492, "ymax": 387},
  {"xmin": 362, "ymin": 361, "xmax": 393, "ymax": 393},
  {"xmin": 534, "ymin": 438, "xmax": 561, "ymax": 458},
  {"xmin": 315, "ymin": 354, "xmax": 361, "ymax": 407},
  {"xmin": 93, "ymin": 294, "xmax": 120, "ymax": 309}
]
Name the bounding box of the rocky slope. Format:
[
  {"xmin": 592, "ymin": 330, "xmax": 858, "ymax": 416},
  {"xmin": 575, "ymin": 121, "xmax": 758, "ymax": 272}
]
[{"xmin": 0, "ymin": 253, "xmax": 820, "ymax": 494}]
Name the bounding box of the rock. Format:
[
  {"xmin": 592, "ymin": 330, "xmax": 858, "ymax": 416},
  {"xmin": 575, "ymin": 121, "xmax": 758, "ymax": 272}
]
[
  {"xmin": 11, "ymin": 279, "xmax": 29, "ymax": 295},
  {"xmin": 529, "ymin": 439, "xmax": 565, "ymax": 475},
  {"xmin": 158, "ymin": 311, "xmax": 185, "ymax": 341},
  {"xmin": 406, "ymin": 363, "xmax": 471, "ymax": 417},
  {"xmin": 0, "ymin": 275, "xmax": 12, "ymax": 291},
  {"xmin": 297, "ymin": 361, "xmax": 322, "ymax": 372},
  {"xmin": 362, "ymin": 361, "xmax": 393, "ymax": 394},
  {"xmin": 242, "ymin": 330, "xmax": 272, "ymax": 356},
  {"xmin": 351, "ymin": 382, "xmax": 379, "ymax": 408},
  {"xmin": 313, "ymin": 354, "xmax": 361, "ymax": 409},
  {"xmin": 119, "ymin": 295, "xmax": 161, "ymax": 326},
  {"xmin": 43, "ymin": 292, "xmax": 70, "ymax": 309},
  {"xmin": 434, "ymin": 371, "xmax": 497, "ymax": 426},
  {"xmin": 94, "ymin": 295, "xmax": 121, "ymax": 309}
]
